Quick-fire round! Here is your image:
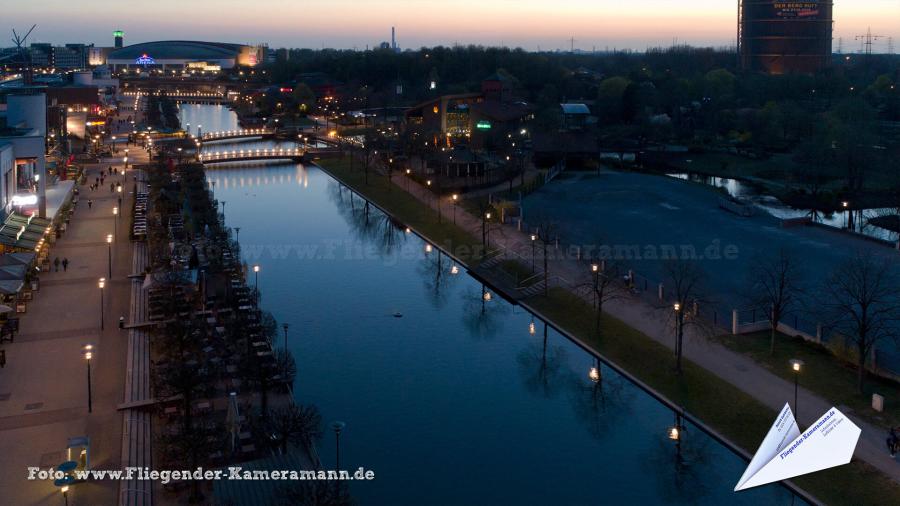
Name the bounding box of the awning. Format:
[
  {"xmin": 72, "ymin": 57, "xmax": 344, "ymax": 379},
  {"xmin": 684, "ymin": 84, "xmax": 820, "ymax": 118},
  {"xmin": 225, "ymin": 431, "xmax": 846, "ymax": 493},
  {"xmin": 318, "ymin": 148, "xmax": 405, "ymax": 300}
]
[
  {"xmin": 0, "ymin": 264, "xmax": 26, "ymax": 280},
  {"xmin": 0, "ymin": 213, "xmax": 52, "ymax": 251},
  {"xmin": 0, "ymin": 252, "xmax": 35, "ymax": 266},
  {"xmin": 0, "ymin": 279, "xmax": 24, "ymax": 295}
]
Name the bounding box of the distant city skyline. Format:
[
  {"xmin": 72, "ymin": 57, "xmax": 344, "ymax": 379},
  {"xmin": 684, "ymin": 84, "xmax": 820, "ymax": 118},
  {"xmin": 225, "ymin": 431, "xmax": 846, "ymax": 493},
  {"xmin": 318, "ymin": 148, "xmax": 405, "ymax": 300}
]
[{"xmin": 6, "ymin": 0, "xmax": 900, "ymax": 52}]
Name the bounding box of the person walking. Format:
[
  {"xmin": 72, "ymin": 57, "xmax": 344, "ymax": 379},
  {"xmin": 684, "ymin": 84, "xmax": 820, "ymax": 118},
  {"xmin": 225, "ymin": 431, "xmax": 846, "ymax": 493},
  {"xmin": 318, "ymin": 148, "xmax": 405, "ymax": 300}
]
[
  {"xmin": 53, "ymin": 257, "xmax": 60, "ymax": 272},
  {"xmin": 889, "ymin": 427, "xmax": 899, "ymax": 457},
  {"xmin": 88, "ymin": 199, "xmax": 93, "ymax": 209},
  {"xmin": 62, "ymin": 258, "xmax": 69, "ymax": 272},
  {"xmin": 0, "ymin": 349, "xmax": 6, "ymax": 368}
]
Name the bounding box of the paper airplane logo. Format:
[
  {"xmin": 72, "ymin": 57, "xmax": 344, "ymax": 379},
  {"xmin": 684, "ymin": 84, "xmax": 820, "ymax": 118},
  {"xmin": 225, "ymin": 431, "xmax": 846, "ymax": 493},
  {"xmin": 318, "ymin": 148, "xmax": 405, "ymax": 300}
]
[{"xmin": 735, "ymin": 403, "xmax": 861, "ymax": 491}]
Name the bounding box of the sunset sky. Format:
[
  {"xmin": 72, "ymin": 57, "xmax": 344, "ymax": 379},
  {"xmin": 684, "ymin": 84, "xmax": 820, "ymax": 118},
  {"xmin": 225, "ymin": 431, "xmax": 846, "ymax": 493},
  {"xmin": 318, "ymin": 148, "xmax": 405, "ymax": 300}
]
[{"xmin": 8, "ymin": 0, "xmax": 900, "ymax": 52}]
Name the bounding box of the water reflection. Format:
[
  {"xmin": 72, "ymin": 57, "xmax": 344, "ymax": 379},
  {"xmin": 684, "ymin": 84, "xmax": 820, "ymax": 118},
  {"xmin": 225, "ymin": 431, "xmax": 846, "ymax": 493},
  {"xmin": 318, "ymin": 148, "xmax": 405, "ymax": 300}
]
[
  {"xmin": 517, "ymin": 322, "xmax": 569, "ymax": 399},
  {"xmin": 668, "ymin": 172, "xmax": 898, "ymax": 242}
]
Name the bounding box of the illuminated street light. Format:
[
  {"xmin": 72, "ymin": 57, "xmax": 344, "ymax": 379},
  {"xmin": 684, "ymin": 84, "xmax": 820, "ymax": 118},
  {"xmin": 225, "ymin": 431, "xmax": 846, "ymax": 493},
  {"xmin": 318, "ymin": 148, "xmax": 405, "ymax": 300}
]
[
  {"xmin": 106, "ymin": 234, "xmax": 113, "ymax": 277},
  {"xmin": 98, "ymin": 278, "xmax": 106, "ymax": 330},
  {"xmin": 83, "ymin": 345, "xmax": 94, "ymax": 413},
  {"xmin": 790, "ymin": 359, "xmax": 805, "ymax": 418}
]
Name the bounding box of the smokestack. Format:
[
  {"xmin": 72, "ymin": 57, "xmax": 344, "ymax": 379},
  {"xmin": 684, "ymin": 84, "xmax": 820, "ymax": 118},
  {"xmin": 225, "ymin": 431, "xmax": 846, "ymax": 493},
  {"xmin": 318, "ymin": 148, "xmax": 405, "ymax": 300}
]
[{"xmin": 392, "ymin": 27, "xmax": 396, "ymax": 50}]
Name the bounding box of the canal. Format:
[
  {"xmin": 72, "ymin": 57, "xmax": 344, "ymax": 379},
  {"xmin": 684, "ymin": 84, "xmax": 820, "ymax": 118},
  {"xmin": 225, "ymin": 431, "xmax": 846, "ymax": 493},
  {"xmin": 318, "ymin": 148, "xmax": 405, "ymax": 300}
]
[{"xmin": 182, "ymin": 104, "xmax": 804, "ymax": 505}]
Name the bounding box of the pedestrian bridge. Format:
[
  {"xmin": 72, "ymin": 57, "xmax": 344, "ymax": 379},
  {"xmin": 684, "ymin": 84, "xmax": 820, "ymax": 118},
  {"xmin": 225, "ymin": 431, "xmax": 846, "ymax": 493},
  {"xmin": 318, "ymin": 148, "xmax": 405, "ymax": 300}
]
[
  {"xmin": 200, "ymin": 129, "xmax": 275, "ymax": 144},
  {"xmin": 198, "ymin": 147, "xmax": 305, "ymax": 164}
]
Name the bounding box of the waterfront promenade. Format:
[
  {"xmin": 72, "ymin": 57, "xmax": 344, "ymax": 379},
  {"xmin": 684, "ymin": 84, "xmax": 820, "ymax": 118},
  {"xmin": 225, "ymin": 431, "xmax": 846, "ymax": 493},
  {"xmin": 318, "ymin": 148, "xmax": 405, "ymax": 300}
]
[
  {"xmin": 0, "ymin": 151, "xmax": 141, "ymax": 505},
  {"xmin": 366, "ymin": 164, "xmax": 900, "ymax": 484}
]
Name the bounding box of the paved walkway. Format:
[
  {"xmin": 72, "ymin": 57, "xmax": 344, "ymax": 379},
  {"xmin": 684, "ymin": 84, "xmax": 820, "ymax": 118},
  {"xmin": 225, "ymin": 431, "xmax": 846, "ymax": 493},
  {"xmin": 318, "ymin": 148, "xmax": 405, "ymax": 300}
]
[
  {"xmin": 0, "ymin": 151, "xmax": 139, "ymax": 505},
  {"xmin": 387, "ymin": 168, "xmax": 900, "ymax": 485}
]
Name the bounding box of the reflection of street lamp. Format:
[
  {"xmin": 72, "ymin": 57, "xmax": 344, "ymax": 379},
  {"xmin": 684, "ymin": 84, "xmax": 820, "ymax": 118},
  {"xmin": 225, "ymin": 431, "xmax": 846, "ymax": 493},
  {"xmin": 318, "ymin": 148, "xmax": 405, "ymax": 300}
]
[
  {"xmin": 790, "ymin": 359, "xmax": 804, "ymax": 419},
  {"xmin": 83, "ymin": 345, "xmax": 93, "ymax": 413},
  {"xmin": 589, "ymin": 363, "xmax": 601, "ymax": 383},
  {"xmin": 98, "ymin": 278, "xmax": 105, "ymax": 330},
  {"xmin": 331, "ymin": 421, "xmax": 346, "ymax": 470},
  {"xmin": 106, "ymin": 234, "xmax": 113, "ymax": 277},
  {"xmin": 669, "ymin": 411, "xmax": 684, "ymax": 460}
]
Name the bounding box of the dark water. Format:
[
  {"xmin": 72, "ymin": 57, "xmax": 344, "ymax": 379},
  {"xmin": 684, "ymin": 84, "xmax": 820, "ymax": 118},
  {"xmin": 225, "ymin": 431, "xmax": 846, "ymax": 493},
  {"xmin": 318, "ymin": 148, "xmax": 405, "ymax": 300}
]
[{"xmin": 186, "ymin": 105, "xmax": 805, "ymax": 506}]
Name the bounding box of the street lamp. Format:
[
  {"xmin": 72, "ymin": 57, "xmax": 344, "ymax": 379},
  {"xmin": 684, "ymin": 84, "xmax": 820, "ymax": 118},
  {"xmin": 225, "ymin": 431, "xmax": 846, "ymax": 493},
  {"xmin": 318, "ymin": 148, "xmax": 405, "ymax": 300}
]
[
  {"xmin": 790, "ymin": 359, "xmax": 804, "ymax": 419},
  {"xmin": 61, "ymin": 485, "xmax": 69, "ymax": 506},
  {"xmin": 98, "ymin": 278, "xmax": 105, "ymax": 330},
  {"xmin": 253, "ymin": 265, "xmax": 260, "ymax": 301},
  {"xmin": 482, "ymin": 212, "xmax": 491, "ymax": 247},
  {"xmin": 841, "ymin": 201, "xmax": 850, "ymax": 229},
  {"xmin": 451, "ymin": 194, "xmax": 458, "ymax": 224},
  {"xmin": 331, "ymin": 421, "xmax": 346, "ymax": 471},
  {"xmin": 83, "ymin": 345, "xmax": 93, "ymax": 413},
  {"xmin": 113, "ymin": 206, "xmax": 119, "ymax": 232},
  {"xmin": 106, "ymin": 234, "xmax": 113, "ymax": 277},
  {"xmin": 673, "ymin": 303, "xmax": 684, "ymax": 374},
  {"xmin": 531, "ymin": 234, "xmax": 537, "ymax": 273}
]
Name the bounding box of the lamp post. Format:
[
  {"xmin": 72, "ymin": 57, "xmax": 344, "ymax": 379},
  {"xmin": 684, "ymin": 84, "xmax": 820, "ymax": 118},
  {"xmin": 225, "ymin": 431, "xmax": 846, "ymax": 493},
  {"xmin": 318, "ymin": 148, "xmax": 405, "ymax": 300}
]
[
  {"xmin": 106, "ymin": 234, "xmax": 113, "ymax": 278},
  {"xmin": 282, "ymin": 323, "xmax": 289, "ymax": 350},
  {"xmin": 451, "ymin": 194, "xmax": 458, "ymax": 224},
  {"xmin": 530, "ymin": 234, "xmax": 538, "ymax": 273},
  {"xmin": 113, "ymin": 207, "xmax": 119, "ymax": 233},
  {"xmin": 61, "ymin": 485, "xmax": 69, "ymax": 506},
  {"xmin": 482, "ymin": 212, "xmax": 491, "ymax": 247},
  {"xmin": 591, "ymin": 263, "xmax": 600, "ymax": 308},
  {"xmin": 253, "ymin": 265, "xmax": 260, "ymax": 302},
  {"xmin": 98, "ymin": 278, "xmax": 105, "ymax": 330},
  {"xmin": 405, "ymin": 168, "xmax": 411, "ymax": 191},
  {"xmin": 331, "ymin": 421, "xmax": 346, "ymax": 471},
  {"xmin": 790, "ymin": 359, "xmax": 804, "ymax": 419},
  {"xmin": 673, "ymin": 303, "xmax": 684, "ymax": 374},
  {"xmin": 83, "ymin": 345, "xmax": 93, "ymax": 413},
  {"xmin": 117, "ymin": 184, "xmax": 123, "ymax": 209},
  {"xmin": 842, "ymin": 201, "xmax": 849, "ymax": 229}
]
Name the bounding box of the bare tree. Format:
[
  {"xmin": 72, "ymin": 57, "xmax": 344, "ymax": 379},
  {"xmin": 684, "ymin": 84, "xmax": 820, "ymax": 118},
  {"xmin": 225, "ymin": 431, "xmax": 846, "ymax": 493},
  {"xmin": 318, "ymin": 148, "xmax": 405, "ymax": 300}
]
[
  {"xmin": 663, "ymin": 259, "xmax": 709, "ymax": 375},
  {"xmin": 578, "ymin": 257, "xmax": 625, "ymax": 334},
  {"xmin": 267, "ymin": 403, "xmax": 323, "ymax": 454},
  {"xmin": 745, "ymin": 248, "xmax": 805, "ymax": 355},
  {"xmin": 820, "ymin": 252, "xmax": 900, "ymax": 393}
]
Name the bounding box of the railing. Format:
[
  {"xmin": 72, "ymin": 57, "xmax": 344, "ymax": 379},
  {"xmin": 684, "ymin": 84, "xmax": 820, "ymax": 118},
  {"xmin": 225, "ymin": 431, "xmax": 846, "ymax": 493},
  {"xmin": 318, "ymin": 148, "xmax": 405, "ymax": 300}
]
[
  {"xmin": 198, "ymin": 147, "xmax": 304, "ymax": 163},
  {"xmin": 201, "ymin": 128, "xmax": 273, "ymax": 141}
]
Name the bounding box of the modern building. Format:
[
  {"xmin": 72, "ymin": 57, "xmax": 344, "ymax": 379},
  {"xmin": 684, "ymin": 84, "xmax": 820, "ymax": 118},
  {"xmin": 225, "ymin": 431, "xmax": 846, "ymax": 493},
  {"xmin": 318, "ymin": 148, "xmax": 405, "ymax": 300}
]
[
  {"xmin": 114, "ymin": 30, "xmax": 124, "ymax": 49},
  {"xmin": 0, "ymin": 91, "xmax": 48, "ymax": 217},
  {"xmin": 106, "ymin": 41, "xmax": 265, "ymax": 71},
  {"xmin": 405, "ymin": 73, "xmax": 530, "ymax": 148},
  {"xmin": 739, "ymin": 0, "xmax": 834, "ymax": 74}
]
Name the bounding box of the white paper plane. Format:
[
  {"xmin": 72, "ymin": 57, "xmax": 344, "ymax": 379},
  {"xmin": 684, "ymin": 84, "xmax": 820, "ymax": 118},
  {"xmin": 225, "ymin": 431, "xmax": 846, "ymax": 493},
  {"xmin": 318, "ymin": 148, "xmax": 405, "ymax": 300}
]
[{"xmin": 735, "ymin": 403, "xmax": 861, "ymax": 491}]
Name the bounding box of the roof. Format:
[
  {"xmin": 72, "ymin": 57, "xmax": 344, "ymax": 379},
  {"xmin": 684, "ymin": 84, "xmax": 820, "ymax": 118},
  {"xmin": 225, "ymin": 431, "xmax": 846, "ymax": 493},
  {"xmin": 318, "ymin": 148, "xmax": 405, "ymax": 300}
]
[
  {"xmin": 469, "ymin": 101, "xmax": 529, "ymax": 122},
  {"xmin": 561, "ymin": 103, "xmax": 591, "ymax": 115},
  {"xmin": 0, "ymin": 212, "xmax": 51, "ymax": 251},
  {"xmin": 108, "ymin": 41, "xmax": 247, "ymax": 61}
]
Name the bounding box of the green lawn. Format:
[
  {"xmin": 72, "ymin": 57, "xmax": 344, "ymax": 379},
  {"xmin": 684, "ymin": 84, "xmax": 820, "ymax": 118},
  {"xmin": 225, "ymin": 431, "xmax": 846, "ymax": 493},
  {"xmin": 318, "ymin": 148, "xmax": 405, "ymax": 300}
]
[
  {"xmin": 531, "ymin": 289, "xmax": 900, "ymax": 506},
  {"xmin": 718, "ymin": 331, "xmax": 900, "ymax": 429},
  {"xmin": 316, "ymin": 158, "xmax": 485, "ymax": 264},
  {"xmin": 315, "ymin": 156, "xmax": 900, "ymax": 506}
]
